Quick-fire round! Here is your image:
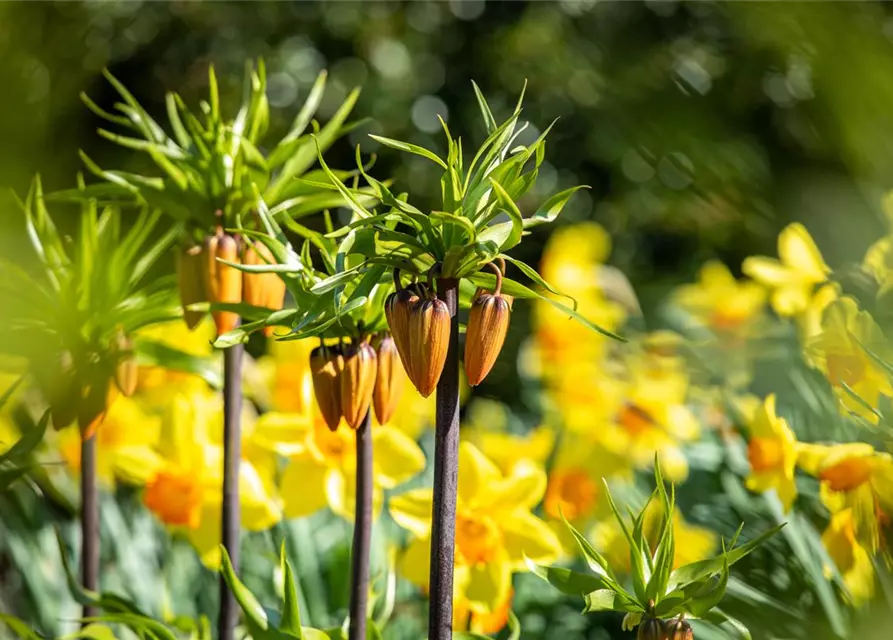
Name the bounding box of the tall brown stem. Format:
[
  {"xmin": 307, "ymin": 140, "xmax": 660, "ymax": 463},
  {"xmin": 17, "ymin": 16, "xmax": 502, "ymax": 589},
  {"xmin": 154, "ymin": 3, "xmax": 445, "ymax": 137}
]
[
  {"xmin": 80, "ymin": 433, "xmax": 99, "ymax": 625},
  {"xmin": 427, "ymin": 277, "xmax": 460, "ymax": 640},
  {"xmin": 219, "ymin": 342, "xmax": 243, "ymax": 640},
  {"xmin": 348, "ymin": 410, "xmax": 373, "ymax": 640}
]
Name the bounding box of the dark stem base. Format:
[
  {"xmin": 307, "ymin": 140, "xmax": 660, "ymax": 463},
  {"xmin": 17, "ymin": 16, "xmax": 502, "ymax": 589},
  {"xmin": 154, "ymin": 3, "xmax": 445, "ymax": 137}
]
[
  {"xmin": 219, "ymin": 343, "xmax": 243, "ymax": 640},
  {"xmin": 428, "ymin": 278, "xmax": 460, "ymax": 640},
  {"xmin": 348, "ymin": 411, "xmax": 373, "ymax": 640},
  {"xmin": 80, "ymin": 434, "xmax": 99, "ymax": 625}
]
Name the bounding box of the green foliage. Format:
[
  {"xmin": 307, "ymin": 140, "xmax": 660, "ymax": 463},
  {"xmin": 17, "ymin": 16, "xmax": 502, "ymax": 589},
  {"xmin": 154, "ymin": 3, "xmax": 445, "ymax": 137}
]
[
  {"xmin": 59, "ymin": 62, "xmax": 370, "ymax": 239},
  {"xmin": 532, "ymin": 460, "xmax": 784, "ymax": 638}
]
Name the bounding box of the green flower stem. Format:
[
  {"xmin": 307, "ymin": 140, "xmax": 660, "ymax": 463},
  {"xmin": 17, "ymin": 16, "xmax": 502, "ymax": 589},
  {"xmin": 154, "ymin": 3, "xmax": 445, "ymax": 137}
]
[
  {"xmin": 219, "ymin": 342, "xmax": 244, "ymax": 640},
  {"xmin": 349, "ymin": 409, "xmax": 373, "ymax": 640},
  {"xmin": 428, "ymin": 277, "xmax": 460, "ymax": 640},
  {"xmin": 80, "ymin": 432, "xmax": 99, "ymax": 625}
]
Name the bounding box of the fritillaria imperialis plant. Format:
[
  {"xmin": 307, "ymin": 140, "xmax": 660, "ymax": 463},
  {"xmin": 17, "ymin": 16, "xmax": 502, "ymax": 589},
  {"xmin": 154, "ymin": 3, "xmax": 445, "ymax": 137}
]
[
  {"xmin": 64, "ymin": 61, "xmax": 367, "ymax": 640},
  {"xmin": 313, "ymin": 83, "xmax": 621, "ymax": 638},
  {"xmin": 531, "ymin": 460, "xmax": 783, "ymax": 640},
  {"xmin": 0, "ymin": 178, "xmax": 180, "ymax": 621},
  {"xmin": 214, "ymin": 196, "xmax": 401, "ymax": 640}
]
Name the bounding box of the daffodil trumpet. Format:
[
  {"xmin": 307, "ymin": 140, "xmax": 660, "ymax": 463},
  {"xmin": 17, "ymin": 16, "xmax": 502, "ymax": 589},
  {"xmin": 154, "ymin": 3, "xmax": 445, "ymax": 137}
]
[{"xmin": 464, "ymin": 261, "xmax": 512, "ymax": 387}]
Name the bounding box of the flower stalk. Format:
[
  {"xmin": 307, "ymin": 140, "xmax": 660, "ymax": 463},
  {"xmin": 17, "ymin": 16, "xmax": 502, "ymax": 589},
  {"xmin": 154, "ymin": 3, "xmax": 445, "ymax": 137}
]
[
  {"xmin": 349, "ymin": 409, "xmax": 373, "ymax": 640},
  {"xmin": 428, "ymin": 276, "xmax": 460, "ymax": 640},
  {"xmin": 219, "ymin": 341, "xmax": 244, "ymax": 640},
  {"xmin": 80, "ymin": 433, "xmax": 99, "ymax": 625}
]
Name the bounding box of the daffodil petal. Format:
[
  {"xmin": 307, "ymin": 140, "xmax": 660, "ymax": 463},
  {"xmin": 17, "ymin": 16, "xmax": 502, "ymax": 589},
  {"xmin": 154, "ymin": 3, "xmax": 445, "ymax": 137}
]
[
  {"xmin": 742, "ymin": 257, "xmax": 794, "ymax": 286},
  {"xmin": 486, "ymin": 463, "xmax": 547, "ymax": 513},
  {"xmin": 372, "ymin": 426, "xmax": 426, "ymax": 489},
  {"xmin": 112, "ymin": 447, "xmax": 164, "ymax": 485},
  {"xmin": 397, "ymin": 537, "xmax": 432, "ymax": 589},
  {"xmin": 778, "ymin": 222, "xmax": 828, "ymax": 281},
  {"xmin": 240, "ymin": 461, "xmax": 281, "ymax": 531},
  {"xmin": 281, "ymin": 456, "xmax": 330, "ymax": 518},
  {"xmin": 186, "ymin": 504, "xmax": 223, "ymax": 569},
  {"xmin": 464, "ymin": 552, "xmax": 512, "ymax": 612},
  {"xmin": 389, "ymin": 488, "xmax": 433, "ymax": 538},
  {"xmin": 500, "ymin": 511, "xmax": 562, "ymax": 567},
  {"xmin": 458, "ymin": 442, "xmax": 502, "ymax": 507}
]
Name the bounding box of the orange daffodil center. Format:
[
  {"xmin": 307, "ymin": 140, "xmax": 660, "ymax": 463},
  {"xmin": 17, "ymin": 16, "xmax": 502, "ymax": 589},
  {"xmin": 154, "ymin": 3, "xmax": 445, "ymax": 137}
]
[
  {"xmin": 744, "ymin": 394, "xmax": 799, "ymax": 512},
  {"xmin": 144, "ymin": 467, "xmax": 204, "ymax": 529},
  {"xmin": 544, "ymin": 469, "xmax": 599, "ymax": 521}
]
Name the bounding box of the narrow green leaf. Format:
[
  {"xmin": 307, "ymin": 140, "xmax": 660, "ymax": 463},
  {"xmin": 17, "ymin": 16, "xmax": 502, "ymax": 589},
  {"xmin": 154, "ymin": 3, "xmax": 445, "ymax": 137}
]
[
  {"xmin": 523, "ymin": 186, "xmax": 588, "ymax": 228},
  {"xmin": 471, "ymin": 80, "xmax": 497, "ymax": 134},
  {"xmin": 279, "ymin": 543, "xmax": 302, "ymax": 636},
  {"xmin": 0, "ymin": 410, "xmax": 49, "ymax": 465},
  {"xmin": 368, "ymin": 135, "xmax": 447, "ymax": 170},
  {"xmin": 219, "ymin": 546, "xmax": 271, "ymax": 637},
  {"xmin": 526, "ymin": 559, "xmax": 610, "ymax": 596}
]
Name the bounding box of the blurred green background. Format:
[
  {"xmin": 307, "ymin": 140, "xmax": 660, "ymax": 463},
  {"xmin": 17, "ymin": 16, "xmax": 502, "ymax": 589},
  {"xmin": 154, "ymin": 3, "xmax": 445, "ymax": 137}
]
[{"xmin": 5, "ymin": 1, "xmax": 893, "ymax": 638}]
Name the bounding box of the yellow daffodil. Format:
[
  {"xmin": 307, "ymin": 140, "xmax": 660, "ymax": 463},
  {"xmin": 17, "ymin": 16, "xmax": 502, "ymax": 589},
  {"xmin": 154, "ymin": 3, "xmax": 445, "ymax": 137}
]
[
  {"xmin": 807, "ymin": 297, "xmax": 892, "ymax": 423},
  {"xmin": 743, "ymin": 222, "xmax": 829, "ymax": 317},
  {"xmin": 821, "ymin": 509, "xmax": 875, "ymax": 605},
  {"xmin": 863, "ymin": 234, "xmax": 893, "ymax": 294},
  {"xmin": 797, "ymin": 442, "xmax": 893, "ymax": 553},
  {"xmin": 597, "ymin": 350, "xmax": 699, "ymax": 482},
  {"xmin": 142, "ymin": 389, "xmax": 280, "ymax": 568},
  {"xmin": 673, "ymin": 261, "xmax": 766, "ymax": 333},
  {"xmin": 389, "ymin": 443, "xmax": 561, "ymax": 614},
  {"xmin": 744, "ymin": 395, "xmax": 798, "ymax": 512},
  {"xmin": 55, "ymin": 395, "xmax": 163, "ymax": 487},
  {"xmin": 591, "ymin": 497, "xmax": 717, "ymax": 572},
  {"xmin": 279, "ymin": 418, "xmax": 425, "ymax": 521}
]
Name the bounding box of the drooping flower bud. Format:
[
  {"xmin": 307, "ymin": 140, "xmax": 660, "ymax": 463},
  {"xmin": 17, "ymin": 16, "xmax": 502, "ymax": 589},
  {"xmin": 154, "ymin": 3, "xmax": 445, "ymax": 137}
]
[
  {"xmin": 202, "ymin": 229, "xmax": 242, "ymax": 336},
  {"xmin": 340, "ymin": 340, "xmax": 378, "ymax": 429},
  {"xmin": 242, "ymin": 241, "xmax": 286, "ymax": 311},
  {"xmin": 464, "ymin": 263, "xmax": 511, "ymax": 386},
  {"xmin": 310, "ymin": 344, "xmax": 344, "ymax": 432},
  {"xmin": 408, "ymin": 294, "xmax": 450, "ymax": 398},
  {"xmin": 665, "ymin": 618, "xmax": 692, "ymax": 640},
  {"xmin": 637, "ymin": 617, "xmax": 667, "ymax": 640},
  {"xmin": 111, "ymin": 329, "xmax": 138, "ymax": 397},
  {"xmin": 177, "ymin": 244, "xmax": 208, "ymax": 330},
  {"xmin": 372, "ymin": 333, "xmax": 405, "ymax": 424},
  {"xmin": 385, "ymin": 283, "xmax": 420, "ymax": 382}
]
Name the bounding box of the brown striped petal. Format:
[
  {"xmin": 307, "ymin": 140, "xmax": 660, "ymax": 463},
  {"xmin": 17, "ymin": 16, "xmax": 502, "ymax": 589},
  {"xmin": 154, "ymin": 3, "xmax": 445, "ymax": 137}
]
[
  {"xmin": 242, "ymin": 242, "xmax": 285, "ymax": 311},
  {"xmin": 310, "ymin": 346, "xmax": 343, "ymax": 432},
  {"xmin": 203, "ymin": 231, "xmax": 243, "ymax": 336},
  {"xmin": 464, "ymin": 293, "xmax": 511, "ymax": 386},
  {"xmin": 177, "ymin": 244, "xmax": 208, "ymax": 330},
  {"xmin": 408, "ymin": 297, "xmax": 450, "ymax": 397},
  {"xmin": 386, "ymin": 288, "xmax": 420, "ymax": 384},
  {"xmin": 373, "ymin": 334, "xmax": 405, "ymax": 424},
  {"xmin": 340, "ymin": 341, "xmax": 377, "ymax": 429}
]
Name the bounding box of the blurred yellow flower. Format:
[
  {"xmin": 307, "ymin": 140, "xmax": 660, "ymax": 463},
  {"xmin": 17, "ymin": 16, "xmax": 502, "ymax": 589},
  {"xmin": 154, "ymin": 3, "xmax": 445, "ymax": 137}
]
[
  {"xmin": 807, "ymin": 297, "xmax": 892, "ymax": 423},
  {"xmin": 141, "ymin": 389, "xmax": 280, "ymax": 568},
  {"xmin": 389, "ymin": 443, "xmax": 561, "ymax": 613},
  {"xmin": 744, "ymin": 395, "xmax": 798, "ymax": 512},
  {"xmin": 743, "ymin": 222, "xmax": 829, "ymax": 317},
  {"xmin": 56, "ymin": 395, "xmax": 163, "ymax": 487},
  {"xmin": 797, "ymin": 442, "xmax": 893, "ymax": 553},
  {"xmin": 673, "ymin": 261, "xmax": 766, "ymax": 333},
  {"xmin": 591, "ymin": 497, "xmax": 716, "ymax": 572},
  {"xmin": 279, "ymin": 418, "xmax": 425, "ymax": 521},
  {"xmin": 863, "ymin": 234, "xmax": 893, "ymax": 294},
  {"xmin": 799, "ymin": 282, "xmax": 840, "ymax": 340},
  {"xmin": 597, "ymin": 350, "xmax": 699, "ymax": 482},
  {"xmin": 822, "ymin": 509, "xmax": 875, "ymax": 605},
  {"xmin": 135, "ymin": 319, "xmax": 216, "ymax": 411},
  {"xmin": 453, "ymin": 588, "xmax": 513, "ymax": 635}
]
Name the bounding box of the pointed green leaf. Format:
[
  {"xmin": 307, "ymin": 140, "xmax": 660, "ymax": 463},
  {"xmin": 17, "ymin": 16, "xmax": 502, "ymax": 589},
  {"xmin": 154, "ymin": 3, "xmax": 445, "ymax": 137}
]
[{"xmin": 368, "ymin": 135, "xmax": 447, "ymax": 170}]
